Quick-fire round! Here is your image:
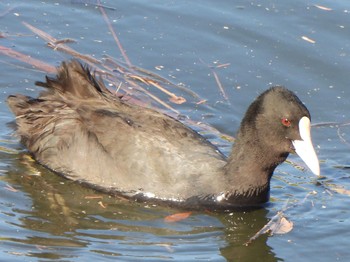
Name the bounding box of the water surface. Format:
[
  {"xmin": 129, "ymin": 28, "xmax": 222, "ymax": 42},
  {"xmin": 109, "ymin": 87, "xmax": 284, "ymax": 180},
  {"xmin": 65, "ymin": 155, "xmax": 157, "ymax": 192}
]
[{"xmin": 1, "ymin": 0, "xmax": 350, "ymax": 261}]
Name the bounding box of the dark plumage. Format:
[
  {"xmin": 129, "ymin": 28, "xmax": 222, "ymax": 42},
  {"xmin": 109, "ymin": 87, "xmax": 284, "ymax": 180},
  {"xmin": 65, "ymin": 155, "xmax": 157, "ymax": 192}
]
[{"xmin": 7, "ymin": 60, "xmax": 319, "ymax": 210}]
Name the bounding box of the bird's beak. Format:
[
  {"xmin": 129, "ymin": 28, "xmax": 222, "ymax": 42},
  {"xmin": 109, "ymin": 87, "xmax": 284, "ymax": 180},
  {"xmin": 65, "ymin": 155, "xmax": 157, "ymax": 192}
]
[{"xmin": 292, "ymin": 116, "xmax": 320, "ymax": 176}]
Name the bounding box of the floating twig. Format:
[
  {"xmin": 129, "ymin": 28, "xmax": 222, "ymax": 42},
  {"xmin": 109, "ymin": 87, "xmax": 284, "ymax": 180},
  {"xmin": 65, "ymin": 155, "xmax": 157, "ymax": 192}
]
[
  {"xmin": 301, "ymin": 35, "xmax": 316, "ymax": 44},
  {"xmin": 98, "ymin": 201, "xmax": 107, "ymax": 208},
  {"xmin": 0, "ymin": 7, "xmax": 14, "ymax": 18},
  {"xmin": 84, "ymin": 195, "xmax": 104, "ymax": 199},
  {"xmin": 0, "ymin": 45, "xmax": 56, "ymax": 73},
  {"xmin": 128, "ymin": 76, "xmax": 186, "ymax": 104},
  {"xmin": 97, "ymin": 0, "xmax": 132, "ymax": 68},
  {"xmin": 212, "ymin": 69, "xmax": 229, "ymax": 102},
  {"xmin": 4, "ymin": 184, "xmax": 18, "ymax": 192},
  {"xmin": 199, "ymin": 59, "xmax": 230, "ymax": 103},
  {"xmin": 314, "ymin": 5, "xmax": 332, "ymax": 11},
  {"xmin": 125, "ymin": 78, "xmax": 180, "ymax": 114},
  {"xmin": 245, "ymin": 191, "xmax": 317, "ymax": 245},
  {"xmin": 337, "ymin": 126, "xmax": 350, "ymax": 146},
  {"xmin": 23, "ymin": 22, "xmax": 100, "ymax": 66}
]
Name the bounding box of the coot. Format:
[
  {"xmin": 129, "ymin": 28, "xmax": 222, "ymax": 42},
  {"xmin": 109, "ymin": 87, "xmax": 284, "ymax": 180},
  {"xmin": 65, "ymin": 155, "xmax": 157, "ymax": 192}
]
[{"xmin": 7, "ymin": 60, "xmax": 319, "ymax": 210}]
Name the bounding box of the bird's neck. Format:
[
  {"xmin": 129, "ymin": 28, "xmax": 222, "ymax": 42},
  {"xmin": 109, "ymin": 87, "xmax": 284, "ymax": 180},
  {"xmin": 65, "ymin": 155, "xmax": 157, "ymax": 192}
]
[{"xmin": 222, "ymin": 133, "xmax": 289, "ymax": 203}]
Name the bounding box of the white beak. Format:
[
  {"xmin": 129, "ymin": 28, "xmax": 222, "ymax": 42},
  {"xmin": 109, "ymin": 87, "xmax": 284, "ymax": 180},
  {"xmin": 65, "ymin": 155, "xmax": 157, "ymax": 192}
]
[{"xmin": 292, "ymin": 116, "xmax": 320, "ymax": 176}]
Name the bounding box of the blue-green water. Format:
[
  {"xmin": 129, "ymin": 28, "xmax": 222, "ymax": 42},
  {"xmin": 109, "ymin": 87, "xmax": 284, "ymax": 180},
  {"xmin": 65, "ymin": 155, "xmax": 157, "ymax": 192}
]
[{"xmin": 1, "ymin": 1, "xmax": 350, "ymax": 261}]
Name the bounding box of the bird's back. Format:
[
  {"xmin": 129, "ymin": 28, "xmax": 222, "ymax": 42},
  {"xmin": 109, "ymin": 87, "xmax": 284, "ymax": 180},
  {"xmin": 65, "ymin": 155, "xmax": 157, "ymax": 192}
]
[{"xmin": 7, "ymin": 61, "xmax": 227, "ymax": 201}]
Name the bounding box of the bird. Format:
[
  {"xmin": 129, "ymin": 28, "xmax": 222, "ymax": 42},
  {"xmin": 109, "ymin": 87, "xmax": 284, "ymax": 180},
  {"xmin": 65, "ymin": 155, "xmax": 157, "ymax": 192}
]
[{"xmin": 7, "ymin": 60, "xmax": 320, "ymax": 210}]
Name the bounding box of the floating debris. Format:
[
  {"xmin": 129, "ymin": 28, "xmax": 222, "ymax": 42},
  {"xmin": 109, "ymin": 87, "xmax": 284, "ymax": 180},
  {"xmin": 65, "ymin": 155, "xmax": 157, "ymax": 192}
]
[{"xmin": 301, "ymin": 36, "xmax": 316, "ymax": 44}]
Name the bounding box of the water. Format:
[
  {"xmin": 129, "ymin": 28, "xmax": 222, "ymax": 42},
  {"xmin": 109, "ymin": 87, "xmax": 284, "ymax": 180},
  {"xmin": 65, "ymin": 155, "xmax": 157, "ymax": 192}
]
[{"xmin": 1, "ymin": 0, "xmax": 350, "ymax": 261}]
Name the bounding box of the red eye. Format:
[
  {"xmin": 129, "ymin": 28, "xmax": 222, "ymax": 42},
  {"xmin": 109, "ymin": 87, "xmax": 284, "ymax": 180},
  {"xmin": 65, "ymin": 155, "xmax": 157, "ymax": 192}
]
[{"xmin": 281, "ymin": 118, "xmax": 291, "ymax": 127}]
